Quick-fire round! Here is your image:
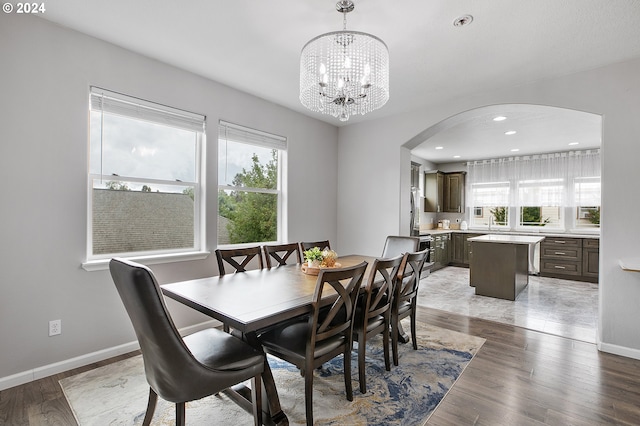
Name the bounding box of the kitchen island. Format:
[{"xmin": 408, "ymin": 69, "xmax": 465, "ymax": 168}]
[{"xmin": 468, "ymin": 234, "xmax": 545, "ymax": 300}]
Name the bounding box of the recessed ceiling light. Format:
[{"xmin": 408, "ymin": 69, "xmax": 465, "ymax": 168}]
[
  {"xmin": 453, "ymin": 15, "xmax": 473, "ymax": 27},
  {"xmin": 505, "ymin": 130, "xmax": 517, "ymax": 135},
  {"xmin": 493, "ymin": 116, "xmax": 507, "ymax": 122},
  {"xmin": 569, "ymin": 142, "xmax": 579, "ymax": 146},
  {"xmin": 435, "ymin": 146, "xmax": 444, "ymax": 150},
  {"xmin": 453, "ymin": 155, "xmax": 461, "ymax": 159},
  {"xmin": 510, "ymin": 148, "xmax": 520, "ymax": 152}
]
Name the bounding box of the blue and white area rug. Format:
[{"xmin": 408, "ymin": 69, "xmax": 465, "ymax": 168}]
[{"xmin": 60, "ymin": 321, "xmax": 484, "ymax": 425}]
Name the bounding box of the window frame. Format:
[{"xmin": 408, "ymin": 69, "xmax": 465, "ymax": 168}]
[
  {"xmin": 217, "ymin": 121, "xmax": 287, "ymax": 248},
  {"xmin": 82, "ymin": 88, "xmax": 208, "ymax": 271}
]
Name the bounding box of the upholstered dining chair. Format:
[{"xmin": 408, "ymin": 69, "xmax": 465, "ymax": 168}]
[
  {"xmin": 215, "ymin": 246, "xmax": 264, "ymax": 275},
  {"xmin": 352, "ymin": 254, "xmax": 404, "ymax": 393},
  {"xmin": 258, "ymin": 262, "xmax": 368, "ymax": 426},
  {"xmin": 391, "ymin": 249, "xmax": 429, "ymax": 366},
  {"xmin": 381, "ymin": 235, "xmax": 419, "ymax": 258},
  {"xmin": 299, "ymin": 240, "xmax": 331, "ymax": 252},
  {"xmin": 262, "ymin": 242, "xmax": 302, "ymax": 268},
  {"xmin": 109, "ymin": 258, "xmax": 265, "ymax": 426}
]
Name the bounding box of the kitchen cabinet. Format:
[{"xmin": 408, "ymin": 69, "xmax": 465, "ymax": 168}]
[
  {"xmin": 443, "ymin": 172, "xmax": 466, "ymax": 213},
  {"xmin": 424, "ymin": 171, "xmax": 465, "ymax": 213},
  {"xmin": 451, "ymin": 232, "xmax": 483, "ymax": 266},
  {"xmin": 411, "ymin": 162, "xmax": 421, "ymax": 188},
  {"xmin": 582, "ymin": 238, "xmax": 600, "ymax": 278},
  {"xmin": 431, "ymin": 233, "xmax": 450, "ymax": 271},
  {"xmin": 424, "ymin": 171, "xmax": 444, "ymax": 212},
  {"xmin": 540, "ymin": 237, "xmax": 598, "ymax": 282}
]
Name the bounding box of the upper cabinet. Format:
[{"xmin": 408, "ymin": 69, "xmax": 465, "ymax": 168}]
[
  {"xmin": 424, "ymin": 171, "xmax": 445, "ymax": 212},
  {"xmin": 443, "ymin": 172, "xmax": 466, "ymax": 213},
  {"xmin": 424, "ymin": 171, "xmax": 465, "ymax": 213}
]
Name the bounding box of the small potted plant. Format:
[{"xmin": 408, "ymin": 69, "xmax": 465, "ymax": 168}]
[{"xmin": 303, "ymin": 247, "xmax": 324, "ymax": 268}]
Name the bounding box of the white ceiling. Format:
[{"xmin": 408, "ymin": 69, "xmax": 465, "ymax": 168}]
[{"xmin": 39, "ymin": 0, "xmax": 640, "ymax": 161}]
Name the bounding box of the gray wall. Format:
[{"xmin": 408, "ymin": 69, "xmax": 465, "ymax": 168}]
[
  {"xmin": 337, "ymin": 57, "xmax": 640, "ymax": 359},
  {"xmin": 0, "ymin": 15, "xmax": 338, "ymax": 383}
]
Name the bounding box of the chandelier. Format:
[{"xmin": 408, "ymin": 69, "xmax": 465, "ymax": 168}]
[{"xmin": 299, "ymin": 0, "xmax": 389, "ymax": 122}]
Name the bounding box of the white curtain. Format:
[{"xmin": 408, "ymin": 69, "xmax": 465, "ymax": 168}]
[{"xmin": 467, "ymin": 149, "xmax": 600, "ymax": 208}]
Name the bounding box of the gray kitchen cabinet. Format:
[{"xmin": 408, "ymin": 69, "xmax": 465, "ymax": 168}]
[
  {"xmin": 451, "ymin": 232, "xmax": 482, "ymax": 266},
  {"xmin": 431, "ymin": 233, "xmax": 450, "ymax": 271},
  {"xmin": 424, "ymin": 171, "xmax": 444, "ymax": 212},
  {"xmin": 582, "ymin": 238, "xmax": 600, "ymax": 278},
  {"xmin": 443, "ymin": 172, "xmax": 466, "ymax": 213},
  {"xmin": 540, "ymin": 236, "xmax": 598, "ymax": 283},
  {"xmin": 411, "ymin": 162, "xmax": 421, "ymax": 188}
]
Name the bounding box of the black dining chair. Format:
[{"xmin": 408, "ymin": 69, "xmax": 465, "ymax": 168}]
[
  {"xmin": 381, "ymin": 235, "xmax": 419, "ymax": 258},
  {"xmin": 258, "ymin": 262, "xmax": 368, "ymax": 426},
  {"xmin": 262, "ymin": 242, "xmax": 302, "ymax": 268},
  {"xmin": 109, "ymin": 258, "xmax": 265, "ymax": 426},
  {"xmin": 352, "ymin": 254, "xmax": 404, "ymax": 393},
  {"xmin": 391, "ymin": 249, "xmax": 429, "ymax": 366},
  {"xmin": 215, "ymin": 246, "xmax": 264, "ymax": 275},
  {"xmin": 299, "ymin": 240, "xmax": 331, "ymax": 252}
]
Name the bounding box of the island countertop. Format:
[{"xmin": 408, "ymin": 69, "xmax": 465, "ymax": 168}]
[{"xmin": 468, "ymin": 234, "xmax": 545, "ymax": 245}]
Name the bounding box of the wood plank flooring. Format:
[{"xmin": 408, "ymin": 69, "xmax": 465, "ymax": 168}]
[{"xmin": 2, "ymin": 307, "xmax": 640, "ymax": 425}]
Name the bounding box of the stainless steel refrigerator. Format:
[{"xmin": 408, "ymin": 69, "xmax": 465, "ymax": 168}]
[{"xmin": 410, "ymin": 187, "xmax": 420, "ymax": 236}]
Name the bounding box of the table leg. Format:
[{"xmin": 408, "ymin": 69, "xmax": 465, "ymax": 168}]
[
  {"xmin": 396, "ymin": 322, "xmax": 410, "ymax": 344},
  {"xmin": 243, "ymin": 331, "xmax": 289, "ymax": 426}
]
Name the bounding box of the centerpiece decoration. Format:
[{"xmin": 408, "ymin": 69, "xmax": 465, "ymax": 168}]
[{"xmin": 302, "ymin": 247, "xmax": 340, "ymax": 275}]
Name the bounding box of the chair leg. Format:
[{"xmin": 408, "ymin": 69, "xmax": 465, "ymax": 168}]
[
  {"xmin": 304, "ymin": 362, "xmax": 314, "ymax": 426},
  {"xmin": 344, "ymin": 346, "xmax": 353, "ymax": 402},
  {"xmin": 175, "ymin": 402, "xmax": 185, "ymax": 426},
  {"xmin": 391, "ymin": 315, "xmax": 399, "ymax": 366},
  {"xmin": 410, "ymin": 309, "xmax": 418, "ymax": 350},
  {"xmin": 358, "ymin": 334, "xmax": 367, "ymax": 393},
  {"xmin": 251, "ymin": 374, "xmax": 263, "ymax": 426},
  {"xmin": 383, "ymin": 322, "xmax": 391, "ymax": 371},
  {"xmin": 141, "ymin": 388, "xmax": 158, "ymax": 426}
]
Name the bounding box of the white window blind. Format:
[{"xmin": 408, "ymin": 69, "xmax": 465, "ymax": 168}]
[
  {"xmin": 575, "ymin": 177, "xmax": 601, "ymax": 206},
  {"xmin": 471, "ymin": 182, "xmax": 510, "ymax": 206},
  {"xmin": 218, "ymin": 120, "xmax": 287, "ymax": 151},
  {"xmin": 90, "ymin": 87, "xmax": 205, "ymax": 133}
]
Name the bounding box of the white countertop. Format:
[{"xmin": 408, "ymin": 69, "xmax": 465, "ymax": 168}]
[
  {"xmin": 422, "ymin": 228, "xmax": 599, "ymax": 239},
  {"xmin": 468, "ymin": 234, "xmax": 546, "ymax": 245}
]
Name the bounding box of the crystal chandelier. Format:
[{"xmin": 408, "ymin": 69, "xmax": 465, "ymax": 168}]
[{"xmin": 299, "ymin": 0, "xmax": 389, "ymax": 122}]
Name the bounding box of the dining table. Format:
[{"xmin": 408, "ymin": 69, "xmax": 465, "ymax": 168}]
[{"xmin": 160, "ymin": 254, "xmax": 376, "ymax": 426}]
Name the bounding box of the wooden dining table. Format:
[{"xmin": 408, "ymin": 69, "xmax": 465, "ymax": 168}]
[{"xmin": 160, "ymin": 254, "xmax": 375, "ymax": 426}]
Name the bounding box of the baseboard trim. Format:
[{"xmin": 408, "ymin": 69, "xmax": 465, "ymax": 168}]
[
  {"xmin": 598, "ymin": 340, "xmax": 640, "ymax": 360},
  {"xmin": 0, "ymin": 319, "xmax": 219, "ymax": 391}
]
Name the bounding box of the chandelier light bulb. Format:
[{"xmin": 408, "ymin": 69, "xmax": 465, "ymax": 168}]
[{"xmin": 299, "ymin": 0, "xmax": 389, "ymax": 122}]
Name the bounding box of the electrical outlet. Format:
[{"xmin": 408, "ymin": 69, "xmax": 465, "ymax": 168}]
[{"xmin": 49, "ymin": 319, "xmax": 61, "ymax": 336}]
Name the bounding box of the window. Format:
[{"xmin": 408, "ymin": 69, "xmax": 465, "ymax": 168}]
[
  {"xmin": 467, "ymin": 150, "xmax": 600, "ymax": 232},
  {"xmin": 574, "ymin": 177, "xmax": 601, "ymax": 229},
  {"xmin": 469, "ymin": 182, "xmax": 510, "ymax": 228},
  {"xmin": 517, "ymin": 179, "xmax": 563, "ymax": 229},
  {"xmin": 86, "ymin": 87, "xmax": 205, "ymax": 263},
  {"xmin": 217, "ymin": 121, "xmax": 286, "ymax": 246}
]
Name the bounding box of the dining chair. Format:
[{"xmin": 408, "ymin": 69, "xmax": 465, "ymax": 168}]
[
  {"xmin": 391, "ymin": 249, "xmax": 429, "ymax": 366},
  {"xmin": 109, "ymin": 258, "xmax": 265, "ymax": 426},
  {"xmin": 381, "ymin": 235, "xmax": 419, "ymax": 258},
  {"xmin": 262, "ymin": 242, "xmax": 302, "ymax": 268},
  {"xmin": 352, "ymin": 254, "xmax": 404, "ymax": 393},
  {"xmin": 215, "ymin": 246, "xmax": 264, "ymax": 275},
  {"xmin": 299, "ymin": 240, "xmax": 331, "ymax": 252},
  {"xmin": 258, "ymin": 261, "xmax": 368, "ymax": 426}
]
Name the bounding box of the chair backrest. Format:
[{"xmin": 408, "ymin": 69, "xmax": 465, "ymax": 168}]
[
  {"xmin": 263, "ymin": 243, "xmax": 302, "ymax": 268},
  {"xmin": 215, "ymin": 246, "xmax": 264, "ymax": 275},
  {"xmin": 381, "ymin": 236, "xmax": 420, "ymax": 258},
  {"xmin": 109, "ymin": 258, "xmax": 199, "ymax": 401},
  {"xmin": 299, "ymin": 240, "xmax": 331, "ymax": 252},
  {"xmin": 361, "ymin": 255, "xmax": 404, "ymax": 324},
  {"xmin": 395, "ymin": 249, "xmax": 429, "ymax": 306},
  {"xmin": 308, "ymin": 262, "xmax": 368, "ymax": 358}
]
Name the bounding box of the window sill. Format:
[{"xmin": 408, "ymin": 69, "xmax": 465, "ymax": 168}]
[{"xmin": 82, "ymin": 250, "xmax": 211, "ymax": 272}]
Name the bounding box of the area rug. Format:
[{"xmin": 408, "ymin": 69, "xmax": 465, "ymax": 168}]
[{"xmin": 60, "ymin": 321, "xmax": 484, "ymax": 425}]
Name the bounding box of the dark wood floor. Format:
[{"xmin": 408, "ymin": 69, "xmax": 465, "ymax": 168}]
[{"xmin": 2, "ymin": 307, "xmax": 640, "ymax": 425}]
